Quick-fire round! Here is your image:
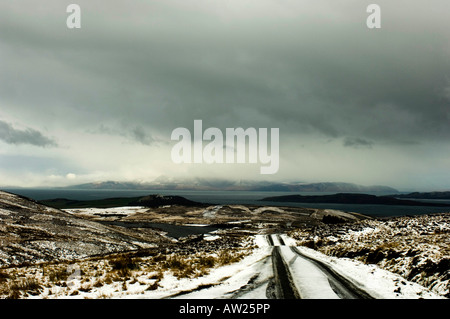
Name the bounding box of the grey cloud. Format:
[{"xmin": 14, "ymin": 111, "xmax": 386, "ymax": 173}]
[
  {"xmin": 343, "ymin": 137, "xmax": 374, "ymax": 149},
  {"xmin": 0, "ymin": 120, "xmax": 57, "ymax": 147},
  {"xmin": 1, "ymin": 0, "xmax": 450, "ymax": 188},
  {"xmin": 1, "ymin": 0, "xmax": 449, "ymax": 147},
  {"xmin": 130, "ymin": 126, "xmax": 155, "ymax": 145},
  {"xmin": 90, "ymin": 124, "xmax": 155, "ymax": 145}
]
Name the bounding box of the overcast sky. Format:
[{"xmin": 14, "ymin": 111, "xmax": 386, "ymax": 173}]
[{"xmin": 1, "ymin": 0, "xmax": 450, "ymax": 191}]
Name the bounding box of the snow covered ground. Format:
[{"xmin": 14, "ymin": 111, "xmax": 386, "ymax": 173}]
[
  {"xmin": 64, "ymin": 206, "xmax": 149, "ymax": 219},
  {"xmin": 289, "ymin": 213, "xmax": 449, "ymax": 298},
  {"xmin": 0, "ymin": 192, "xmax": 161, "ymax": 268},
  {"xmin": 2, "ymin": 234, "xmax": 444, "ymax": 299},
  {"xmin": 286, "ymin": 241, "xmax": 443, "ymax": 299},
  {"xmin": 2, "ymin": 191, "xmax": 446, "ymax": 299}
]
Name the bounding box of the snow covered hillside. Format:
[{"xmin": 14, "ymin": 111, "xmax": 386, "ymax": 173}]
[
  {"xmin": 289, "ymin": 213, "xmax": 449, "ymax": 298},
  {"xmin": 0, "ymin": 191, "xmax": 163, "ymax": 267},
  {"xmin": 0, "ymin": 190, "xmax": 447, "ymax": 299}
]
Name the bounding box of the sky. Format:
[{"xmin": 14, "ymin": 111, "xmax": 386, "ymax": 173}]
[{"xmin": 1, "ymin": 0, "xmax": 450, "ymax": 191}]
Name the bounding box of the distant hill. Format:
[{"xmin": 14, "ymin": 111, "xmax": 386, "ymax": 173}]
[
  {"xmin": 40, "ymin": 194, "xmax": 203, "ymax": 209},
  {"xmin": 62, "ymin": 179, "xmax": 398, "ymax": 193},
  {"xmin": 0, "ymin": 191, "xmax": 159, "ymax": 267},
  {"xmin": 255, "ymin": 182, "xmax": 398, "ymax": 193},
  {"xmin": 392, "ymin": 191, "xmax": 450, "ymax": 200},
  {"xmin": 132, "ymin": 194, "xmax": 203, "ymax": 207},
  {"xmin": 260, "ymin": 193, "xmax": 450, "ymax": 207}
]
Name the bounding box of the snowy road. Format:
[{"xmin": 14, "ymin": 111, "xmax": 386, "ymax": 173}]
[
  {"xmin": 268, "ymin": 234, "xmax": 373, "ymax": 299},
  {"xmin": 168, "ymin": 234, "xmax": 374, "ymax": 299}
]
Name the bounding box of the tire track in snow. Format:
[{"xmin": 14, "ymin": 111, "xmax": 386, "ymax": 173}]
[
  {"xmin": 267, "ymin": 234, "xmax": 374, "ymax": 299},
  {"xmin": 289, "ymin": 245, "xmax": 374, "ymax": 299},
  {"xmin": 271, "ymin": 245, "xmax": 301, "ymax": 299}
]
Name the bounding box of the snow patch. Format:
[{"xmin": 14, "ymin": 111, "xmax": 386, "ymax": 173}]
[{"xmin": 295, "ymin": 245, "xmax": 444, "ymax": 299}]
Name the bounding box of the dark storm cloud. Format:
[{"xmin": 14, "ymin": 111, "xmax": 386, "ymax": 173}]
[
  {"xmin": 343, "ymin": 137, "xmax": 374, "ymax": 149},
  {"xmin": 1, "ymin": 0, "xmax": 450, "ymax": 188},
  {"xmin": 130, "ymin": 126, "xmax": 155, "ymax": 145},
  {"xmin": 0, "ymin": 120, "xmax": 57, "ymax": 147},
  {"xmin": 90, "ymin": 124, "xmax": 156, "ymax": 145},
  {"xmin": 1, "ymin": 0, "xmax": 449, "ymax": 146}
]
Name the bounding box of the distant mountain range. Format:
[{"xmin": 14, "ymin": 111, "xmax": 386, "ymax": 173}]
[
  {"xmin": 392, "ymin": 191, "xmax": 450, "ymax": 200},
  {"xmin": 62, "ymin": 178, "xmax": 399, "ymax": 193},
  {"xmin": 260, "ymin": 193, "xmax": 450, "ymax": 207}
]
